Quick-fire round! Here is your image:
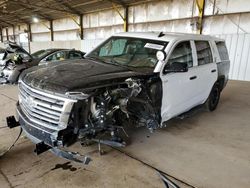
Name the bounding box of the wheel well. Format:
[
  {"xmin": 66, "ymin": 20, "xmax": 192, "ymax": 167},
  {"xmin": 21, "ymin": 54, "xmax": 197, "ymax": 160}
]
[{"xmin": 217, "ymin": 77, "xmax": 225, "ymax": 91}]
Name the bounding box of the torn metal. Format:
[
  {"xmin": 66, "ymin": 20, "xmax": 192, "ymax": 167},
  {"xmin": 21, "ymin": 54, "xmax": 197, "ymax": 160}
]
[{"xmin": 50, "ymin": 147, "xmax": 91, "ymax": 165}]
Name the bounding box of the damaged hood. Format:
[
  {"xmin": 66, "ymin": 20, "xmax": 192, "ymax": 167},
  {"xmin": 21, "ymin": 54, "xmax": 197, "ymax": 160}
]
[
  {"xmin": 5, "ymin": 42, "xmax": 30, "ymax": 55},
  {"xmin": 21, "ymin": 59, "xmax": 153, "ymax": 94}
]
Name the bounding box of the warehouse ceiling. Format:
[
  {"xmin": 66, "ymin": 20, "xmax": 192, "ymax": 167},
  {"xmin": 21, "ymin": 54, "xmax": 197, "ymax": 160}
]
[{"xmin": 0, "ymin": 0, "xmax": 150, "ymax": 27}]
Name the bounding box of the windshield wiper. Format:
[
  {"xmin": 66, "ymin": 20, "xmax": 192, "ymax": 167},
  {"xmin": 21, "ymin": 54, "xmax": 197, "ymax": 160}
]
[
  {"xmin": 86, "ymin": 56, "xmax": 133, "ymax": 70},
  {"xmin": 110, "ymin": 59, "xmax": 132, "ymax": 69},
  {"xmin": 126, "ymin": 64, "xmax": 154, "ymax": 69},
  {"xmin": 86, "ymin": 56, "xmax": 109, "ymax": 64}
]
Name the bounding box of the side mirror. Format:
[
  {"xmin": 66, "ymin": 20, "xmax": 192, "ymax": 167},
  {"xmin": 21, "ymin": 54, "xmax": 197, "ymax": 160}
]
[{"xmin": 164, "ymin": 62, "xmax": 188, "ymax": 74}]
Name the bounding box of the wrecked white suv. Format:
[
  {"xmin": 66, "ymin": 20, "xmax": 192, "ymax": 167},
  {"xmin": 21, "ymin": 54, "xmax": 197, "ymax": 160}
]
[{"xmin": 7, "ymin": 32, "xmax": 230, "ymax": 163}]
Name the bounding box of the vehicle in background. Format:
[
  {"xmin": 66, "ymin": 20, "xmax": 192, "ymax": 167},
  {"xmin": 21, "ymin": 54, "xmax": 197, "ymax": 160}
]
[
  {"xmin": 0, "ymin": 43, "xmax": 85, "ymax": 84},
  {"xmin": 7, "ymin": 32, "xmax": 230, "ymax": 163},
  {"xmin": 0, "ymin": 42, "xmax": 33, "ymax": 84},
  {"xmin": 31, "ymin": 49, "xmax": 85, "ymax": 65}
]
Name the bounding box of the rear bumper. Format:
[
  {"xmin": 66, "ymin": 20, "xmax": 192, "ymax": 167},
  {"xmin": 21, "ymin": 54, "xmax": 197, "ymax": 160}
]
[{"xmin": 17, "ymin": 103, "xmax": 59, "ymax": 147}]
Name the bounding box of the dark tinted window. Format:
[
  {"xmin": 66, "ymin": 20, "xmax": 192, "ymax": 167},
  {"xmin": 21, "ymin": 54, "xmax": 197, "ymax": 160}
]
[
  {"xmin": 195, "ymin": 41, "xmax": 213, "ymax": 65},
  {"xmin": 46, "ymin": 51, "xmax": 66, "ymax": 61},
  {"xmin": 168, "ymin": 41, "xmax": 193, "ymax": 68},
  {"xmin": 216, "ymin": 41, "xmax": 229, "ymax": 61},
  {"xmin": 68, "ymin": 51, "xmax": 83, "ymax": 59}
]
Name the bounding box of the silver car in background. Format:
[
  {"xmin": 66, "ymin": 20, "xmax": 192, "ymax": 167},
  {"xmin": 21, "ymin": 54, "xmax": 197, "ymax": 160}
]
[{"xmin": 0, "ymin": 42, "xmax": 85, "ymax": 84}]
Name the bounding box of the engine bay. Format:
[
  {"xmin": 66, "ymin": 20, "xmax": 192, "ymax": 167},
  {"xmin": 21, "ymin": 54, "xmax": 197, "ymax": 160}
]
[{"xmin": 58, "ymin": 77, "xmax": 162, "ymax": 148}]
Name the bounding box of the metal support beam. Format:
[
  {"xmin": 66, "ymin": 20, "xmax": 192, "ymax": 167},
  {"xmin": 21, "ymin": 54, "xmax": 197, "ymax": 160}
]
[
  {"xmin": 0, "ymin": 28, "xmax": 3, "ymax": 42},
  {"xmin": 112, "ymin": 3, "xmax": 129, "ymax": 32},
  {"xmin": 0, "ymin": 18, "xmax": 13, "ymax": 27},
  {"xmin": 9, "ymin": 1, "xmax": 52, "ymax": 21},
  {"xmin": 12, "ymin": 25, "xmax": 16, "ymax": 42},
  {"xmin": 54, "ymin": 0, "xmax": 82, "ymax": 15},
  {"xmin": 196, "ymin": 0, "xmax": 205, "ymax": 34},
  {"xmin": 68, "ymin": 14, "xmax": 81, "ymax": 27},
  {"xmin": 50, "ymin": 20, "xmax": 54, "ymax": 41},
  {"xmin": 67, "ymin": 14, "xmax": 83, "ymax": 39},
  {"xmin": 27, "ymin": 23, "xmax": 32, "ymax": 42},
  {"xmin": 6, "ymin": 28, "xmax": 9, "ymax": 41},
  {"xmin": 27, "ymin": 23, "xmax": 32, "ymax": 53},
  {"xmin": 124, "ymin": 6, "xmax": 128, "ymax": 32},
  {"xmin": 9, "ymin": 1, "xmax": 69, "ymax": 15},
  {"xmin": 212, "ymin": 0, "xmax": 217, "ymax": 15},
  {"xmin": 80, "ymin": 15, "xmax": 84, "ymax": 40}
]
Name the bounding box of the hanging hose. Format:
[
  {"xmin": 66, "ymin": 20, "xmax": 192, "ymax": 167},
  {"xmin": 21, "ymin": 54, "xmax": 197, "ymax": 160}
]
[{"xmin": 0, "ymin": 127, "xmax": 23, "ymax": 157}]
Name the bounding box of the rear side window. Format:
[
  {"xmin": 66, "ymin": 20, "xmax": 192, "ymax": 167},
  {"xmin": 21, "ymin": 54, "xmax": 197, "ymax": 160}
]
[
  {"xmin": 68, "ymin": 51, "xmax": 83, "ymax": 59},
  {"xmin": 195, "ymin": 41, "xmax": 213, "ymax": 65},
  {"xmin": 46, "ymin": 51, "xmax": 66, "ymax": 61},
  {"xmin": 216, "ymin": 41, "xmax": 229, "ymax": 61}
]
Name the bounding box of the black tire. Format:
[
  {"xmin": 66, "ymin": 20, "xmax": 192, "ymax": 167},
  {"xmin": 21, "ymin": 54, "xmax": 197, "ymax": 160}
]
[{"xmin": 205, "ymin": 83, "xmax": 221, "ymax": 111}]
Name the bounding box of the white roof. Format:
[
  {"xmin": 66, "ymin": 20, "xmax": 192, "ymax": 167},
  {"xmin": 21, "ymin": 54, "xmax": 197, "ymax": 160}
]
[{"xmin": 114, "ymin": 32, "xmax": 223, "ymax": 42}]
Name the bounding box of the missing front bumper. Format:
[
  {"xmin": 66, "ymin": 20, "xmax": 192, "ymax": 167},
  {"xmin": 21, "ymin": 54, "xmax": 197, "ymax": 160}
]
[
  {"xmin": 34, "ymin": 142, "xmax": 91, "ymax": 165},
  {"xmin": 6, "ymin": 114, "xmax": 92, "ymax": 165}
]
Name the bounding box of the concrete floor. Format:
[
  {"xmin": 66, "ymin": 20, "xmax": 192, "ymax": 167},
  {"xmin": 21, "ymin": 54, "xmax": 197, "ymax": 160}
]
[{"xmin": 0, "ymin": 80, "xmax": 250, "ymax": 188}]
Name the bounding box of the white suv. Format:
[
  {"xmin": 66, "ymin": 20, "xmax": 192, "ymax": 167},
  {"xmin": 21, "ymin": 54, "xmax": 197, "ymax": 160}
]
[{"xmin": 8, "ymin": 32, "xmax": 230, "ymax": 162}]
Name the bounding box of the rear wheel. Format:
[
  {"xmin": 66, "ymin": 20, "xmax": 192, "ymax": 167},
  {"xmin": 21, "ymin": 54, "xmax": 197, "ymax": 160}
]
[{"xmin": 205, "ymin": 83, "xmax": 221, "ymax": 111}]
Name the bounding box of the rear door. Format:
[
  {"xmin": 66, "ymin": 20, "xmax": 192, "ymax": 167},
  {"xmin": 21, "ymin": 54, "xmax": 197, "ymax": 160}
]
[{"xmin": 193, "ymin": 40, "xmax": 218, "ymax": 103}]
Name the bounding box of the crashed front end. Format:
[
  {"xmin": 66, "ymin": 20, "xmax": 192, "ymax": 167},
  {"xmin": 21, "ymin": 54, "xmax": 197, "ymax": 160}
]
[
  {"xmin": 17, "ymin": 81, "xmax": 76, "ymax": 147},
  {"xmin": 12, "ymin": 76, "xmax": 161, "ymax": 163}
]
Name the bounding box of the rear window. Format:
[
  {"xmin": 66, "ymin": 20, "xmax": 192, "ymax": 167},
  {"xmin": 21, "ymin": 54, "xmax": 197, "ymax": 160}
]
[
  {"xmin": 195, "ymin": 41, "xmax": 213, "ymax": 65},
  {"xmin": 216, "ymin": 41, "xmax": 229, "ymax": 61},
  {"xmin": 68, "ymin": 51, "xmax": 83, "ymax": 59}
]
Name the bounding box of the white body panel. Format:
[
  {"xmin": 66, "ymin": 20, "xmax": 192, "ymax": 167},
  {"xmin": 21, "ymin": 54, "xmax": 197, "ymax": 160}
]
[
  {"xmin": 89, "ymin": 32, "xmax": 225, "ymax": 124},
  {"xmin": 160, "ymin": 39, "xmax": 218, "ymax": 123}
]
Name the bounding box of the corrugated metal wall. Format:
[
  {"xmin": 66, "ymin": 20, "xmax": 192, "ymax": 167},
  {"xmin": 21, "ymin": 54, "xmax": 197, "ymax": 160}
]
[
  {"xmin": 217, "ymin": 34, "xmax": 250, "ymax": 81},
  {"xmin": 2, "ymin": 0, "xmax": 250, "ymax": 81}
]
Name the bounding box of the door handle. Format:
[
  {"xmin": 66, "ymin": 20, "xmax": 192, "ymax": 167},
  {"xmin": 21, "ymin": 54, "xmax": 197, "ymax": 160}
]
[
  {"xmin": 190, "ymin": 76, "xmax": 197, "ymax": 80},
  {"xmin": 211, "ymin": 69, "xmax": 217, "ymax": 73}
]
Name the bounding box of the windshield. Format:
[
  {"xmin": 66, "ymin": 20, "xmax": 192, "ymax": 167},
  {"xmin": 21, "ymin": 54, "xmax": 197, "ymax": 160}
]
[
  {"xmin": 31, "ymin": 49, "xmax": 54, "ymax": 59},
  {"xmin": 87, "ymin": 37, "xmax": 168, "ymax": 69}
]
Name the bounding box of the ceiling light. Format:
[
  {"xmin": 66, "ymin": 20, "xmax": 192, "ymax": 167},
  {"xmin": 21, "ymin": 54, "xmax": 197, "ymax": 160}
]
[{"xmin": 33, "ymin": 17, "xmax": 39, "ymax": 23}]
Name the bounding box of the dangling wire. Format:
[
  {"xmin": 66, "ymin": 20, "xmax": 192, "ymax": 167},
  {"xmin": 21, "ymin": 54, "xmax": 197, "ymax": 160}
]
[{"xmin": 0, "ymin": 128, "xmax": 23, "ymax": 157}]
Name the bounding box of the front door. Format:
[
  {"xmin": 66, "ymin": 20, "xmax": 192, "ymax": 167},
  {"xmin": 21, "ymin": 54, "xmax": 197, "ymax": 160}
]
[{"xmin": 161, "ymin": 41, "xmax": 201, "ymax": 122}]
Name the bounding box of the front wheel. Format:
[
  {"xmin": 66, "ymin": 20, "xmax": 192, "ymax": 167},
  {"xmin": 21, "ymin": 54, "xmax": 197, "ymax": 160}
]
[{"xmin": 205, "ymin": 83, "xmax": 221, "ymax": 111}]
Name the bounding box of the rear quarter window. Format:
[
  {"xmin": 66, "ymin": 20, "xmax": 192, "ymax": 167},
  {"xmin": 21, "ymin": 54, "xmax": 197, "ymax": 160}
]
[{"xmin": 216, "ymin": 41, "xmax": 229, "ymax": 61}]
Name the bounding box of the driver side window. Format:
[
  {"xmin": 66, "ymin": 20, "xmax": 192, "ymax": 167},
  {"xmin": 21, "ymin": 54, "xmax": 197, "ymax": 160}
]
[
  {"xmin": 168, "ymin": 41, "xmax": 193, "ymax": 68},
  {"xmin": 46, "ymin": 51, "xmax": 66, "ymax": 62}
]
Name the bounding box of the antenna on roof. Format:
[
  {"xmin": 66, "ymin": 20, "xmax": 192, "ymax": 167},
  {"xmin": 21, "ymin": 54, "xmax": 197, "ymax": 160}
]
[{"xmin": 158, "ymin": 32, "xmax": 165, "ymax": 38}]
